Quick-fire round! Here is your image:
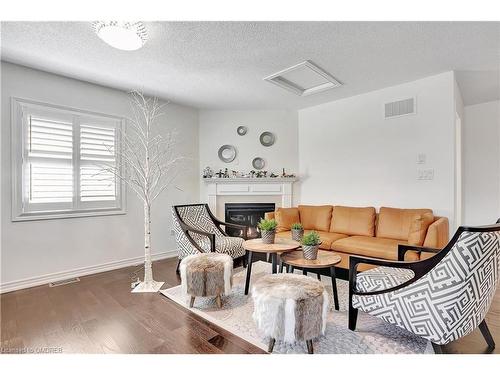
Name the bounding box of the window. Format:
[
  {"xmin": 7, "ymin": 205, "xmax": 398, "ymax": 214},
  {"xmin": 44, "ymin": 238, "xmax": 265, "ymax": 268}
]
[{"xmin": 11, "ymin": 98, "xmax": 126, "ymax": 221}]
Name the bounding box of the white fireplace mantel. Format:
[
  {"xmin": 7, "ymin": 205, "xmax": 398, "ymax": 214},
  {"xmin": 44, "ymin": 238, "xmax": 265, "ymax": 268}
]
[{"xmin": 203, "ymin": 178, "xmax": 297, "ymax": 215}]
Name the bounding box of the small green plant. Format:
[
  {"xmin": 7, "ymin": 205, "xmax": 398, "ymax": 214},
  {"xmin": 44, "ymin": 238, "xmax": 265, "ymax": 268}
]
[
  {"xmin": 291, "ymin": 222, "xmax": 303, "ymax": 230},
  {"xmin": 302, "ymin": 231, "xmax": 321, "ymax": 246},
  {"xmin": 258, "ymin": 218, "xmax": 277, "ymax": 231}
]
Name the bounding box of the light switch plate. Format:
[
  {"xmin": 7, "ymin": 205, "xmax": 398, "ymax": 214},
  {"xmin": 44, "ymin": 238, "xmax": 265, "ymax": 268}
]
[
  {"xmin": 417, "ymin": 153, "xmax": 426, "ymax": 164},
  {"xmin": 417, "ymin": 169, "xmax": 434, "ymax": 180}
]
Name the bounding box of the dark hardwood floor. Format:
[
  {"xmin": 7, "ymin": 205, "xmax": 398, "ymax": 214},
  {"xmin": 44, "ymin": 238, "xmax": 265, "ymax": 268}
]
[
  {"xmin": 0, "ymin": 258, "xmax": 265, "ymax": 354},
  {"xmin": 1, "ymin": 257, "xmax": 499, "ymax": 354}
]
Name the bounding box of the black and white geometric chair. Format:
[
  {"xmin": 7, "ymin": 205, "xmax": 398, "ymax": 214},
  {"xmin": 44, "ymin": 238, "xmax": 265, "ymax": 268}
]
[
  {"xmin": 348, "ymin": 223, "xmax": 500, "ymax": 354},
  {"xmin": 172, "ymin": 204, "xmax": 248, "ymax": 273}
]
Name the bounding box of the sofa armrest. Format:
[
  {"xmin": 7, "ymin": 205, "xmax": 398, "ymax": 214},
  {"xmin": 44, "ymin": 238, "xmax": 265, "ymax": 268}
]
[
  {"xmin": 423, "ymin": 217, "xmax": 449, "ymax": 249},
  {"xmin": 264, "ymin": 212, "xmax": 275, "ymax": 220},
  {"xmin": 398, "ymin": 244, "xmax": 441, "ymax": 261}
]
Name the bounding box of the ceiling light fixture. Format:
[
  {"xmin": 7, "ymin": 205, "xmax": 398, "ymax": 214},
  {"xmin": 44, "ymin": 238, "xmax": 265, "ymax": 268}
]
[{"xmin": 92, "ymin": 21, "xmax": 148, "ymax": 51}]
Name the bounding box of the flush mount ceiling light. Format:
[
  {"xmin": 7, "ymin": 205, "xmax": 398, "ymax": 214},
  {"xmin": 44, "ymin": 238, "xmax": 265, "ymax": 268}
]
[
  {"xmin": 92, "ymin": 21, "xmax": 148, "ymax": 51},
  {"xmin": 264, "ymin": 60, "xmax": 342, "ymax": 96}
]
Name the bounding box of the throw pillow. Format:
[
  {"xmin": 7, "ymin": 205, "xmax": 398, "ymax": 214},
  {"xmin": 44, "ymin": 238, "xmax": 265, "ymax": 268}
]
[{"xmin": 275, "ymin": 208, "xmax": 300, "ymax": 233}]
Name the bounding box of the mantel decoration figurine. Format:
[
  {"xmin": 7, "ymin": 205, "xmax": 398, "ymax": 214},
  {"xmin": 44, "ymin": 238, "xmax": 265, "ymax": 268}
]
[
  {"xmin": 203, "ymin": 167, "xmax": 296, "ymax": 179},
  {"xmin": 202, "ymin": 166, "xmax": 214, "ymax": 178}
]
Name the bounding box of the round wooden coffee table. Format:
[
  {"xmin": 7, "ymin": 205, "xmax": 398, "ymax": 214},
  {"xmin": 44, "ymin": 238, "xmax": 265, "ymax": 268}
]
[
  {"xmin": 242, "ymin": 238, "xmax": 300, "ymax": 295},
  {"xmin": 281, "ymin": 250, "xmax": 341, "ymax": 310}
]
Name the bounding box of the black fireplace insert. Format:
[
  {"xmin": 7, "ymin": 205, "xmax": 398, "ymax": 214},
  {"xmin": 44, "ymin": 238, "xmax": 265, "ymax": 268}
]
[{"xmin": 224, "ymin": 203, "xmax": 276, "ymax": 238}]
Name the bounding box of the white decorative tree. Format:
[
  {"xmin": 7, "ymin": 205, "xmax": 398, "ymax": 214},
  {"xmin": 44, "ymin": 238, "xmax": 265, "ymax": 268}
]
[{"xmin": 100, "ymin": 91, "xmax": 184, "ymax": 293}]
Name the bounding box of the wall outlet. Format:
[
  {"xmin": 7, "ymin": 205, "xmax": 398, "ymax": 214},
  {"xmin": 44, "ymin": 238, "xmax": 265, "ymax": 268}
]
[
  {"xmin": 416, "ymin": 153, "xmax": 426, "ymax": 164},
  {"xmin": 417, "ymin": 169, "xmax": 434, "ymax": 180}
]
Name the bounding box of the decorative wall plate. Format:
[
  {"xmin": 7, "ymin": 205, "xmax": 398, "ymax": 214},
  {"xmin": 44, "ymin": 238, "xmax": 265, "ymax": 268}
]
[
  {"xmin": 218, "ymin": 145, "xmax": 237, "ymax": 163},
  {"xmin": 237, "ymin": 126, "xmax": 248, "ymax": 136},
  {"xmin": 260, "ymin": 131, "xmax": 275, "ymax": 147},
  {"xmin": 252, "ymin": 157, "xmax": 265, "ymax": 170}
]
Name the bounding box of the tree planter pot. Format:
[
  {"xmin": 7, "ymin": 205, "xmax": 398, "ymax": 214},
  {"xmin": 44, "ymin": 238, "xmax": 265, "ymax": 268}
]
[
  {"xmin": 302, "ymin": 243, "xmax": 321, "ymax": 260},
  {"xmin": 261, "ymin": 229, "xmax": 276, "ymax": 244},
  {"xmin": 291, "ymin": 229, "xmax": 304, "ymax": 242}
]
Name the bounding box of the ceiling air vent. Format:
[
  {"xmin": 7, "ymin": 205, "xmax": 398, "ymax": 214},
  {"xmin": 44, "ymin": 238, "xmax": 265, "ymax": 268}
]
[
  {"xmin": 264, "ymin": 60, "xmax": 342, "ymax": 96},
  {"xmin": 384, "ymin": 97, "xmax": 416, "ymax": 119}
]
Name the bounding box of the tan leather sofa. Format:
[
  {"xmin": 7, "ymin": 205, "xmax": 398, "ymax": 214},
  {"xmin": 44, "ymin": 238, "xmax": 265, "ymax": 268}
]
[{"xmin": 265, "ymin": 205, "xmax": 449, "ymax": 271}]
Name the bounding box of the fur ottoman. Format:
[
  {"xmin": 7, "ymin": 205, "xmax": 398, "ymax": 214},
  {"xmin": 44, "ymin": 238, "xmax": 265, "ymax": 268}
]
[
  {"xmin": 252, "ymin": 273, "xmax": 329, "ymax": 354},
  {"xmin": 179, "ymin": 253, "xmax": 233, "ymax": 308}
]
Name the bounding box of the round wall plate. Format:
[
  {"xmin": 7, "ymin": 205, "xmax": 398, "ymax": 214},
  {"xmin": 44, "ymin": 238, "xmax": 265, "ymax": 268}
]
[
  {"xmin": 237, "ymin": 126, "xmax": 248, "ymax": 136},
  {"xmin": 252, "ymin": 157, "xmax": 265, "ymax": 170},
  {"xmin": 218, "ymin": 145, "xmax": 237, "ymax": 163},
  {"xmin": 260, "ymin": 131, "xmax": 275, "ymax": 147}
]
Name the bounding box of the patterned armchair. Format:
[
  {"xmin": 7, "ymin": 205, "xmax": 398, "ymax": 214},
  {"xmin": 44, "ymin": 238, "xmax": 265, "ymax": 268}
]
[
  {"xmin": 172, "ymin": 204, "xmax": 248, "ymax": 272},
  {"xmin": 348, "ymin": 224, "xmax": 500, "ymax": 353}
]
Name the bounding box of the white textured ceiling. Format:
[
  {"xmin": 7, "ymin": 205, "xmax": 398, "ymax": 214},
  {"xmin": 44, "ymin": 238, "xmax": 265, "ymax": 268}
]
[{"xmin": 1, "ymin": 21, "xmax": 499, "ymax": 109}]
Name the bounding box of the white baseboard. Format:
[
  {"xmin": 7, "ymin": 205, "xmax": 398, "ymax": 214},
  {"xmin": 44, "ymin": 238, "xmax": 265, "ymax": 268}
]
[{"xmin": 0, "ymin": 250, "xmax": 178, "ymax": 294}]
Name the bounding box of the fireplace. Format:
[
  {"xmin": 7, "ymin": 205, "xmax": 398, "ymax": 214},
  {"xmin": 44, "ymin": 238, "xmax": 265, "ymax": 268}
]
[{"xmin": 225, "ymin": 203, "xmax": 276, "ymax": 238}]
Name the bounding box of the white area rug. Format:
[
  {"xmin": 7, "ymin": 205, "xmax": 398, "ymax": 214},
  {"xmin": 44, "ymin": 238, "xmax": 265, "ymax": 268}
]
[{"xmin": 160, "ymin": 261, "xmax": 433, "ymax": 354}]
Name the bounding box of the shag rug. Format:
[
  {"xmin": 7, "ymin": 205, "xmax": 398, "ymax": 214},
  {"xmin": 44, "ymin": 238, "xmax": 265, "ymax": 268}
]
[{"xmin": 160, "ymin": 261, "xmax": 433, "ymax": 354}]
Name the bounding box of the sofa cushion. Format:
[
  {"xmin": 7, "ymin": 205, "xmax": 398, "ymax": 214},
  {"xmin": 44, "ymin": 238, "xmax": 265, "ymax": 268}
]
[
  {"xmin": 276, "ymin": 230, "xmax": 347, "ymax": 250},
  {"xmin": 407, "ymin": 212, "xmax": 435, "ymax": 246},
  {"xmin": 330, "ymin": 206, "xmax": 376, "ymax": 236},
  {"xmin": 376, "ymin": 207, "xmax": 433, "ymax": 241},
  {"xmin": 275, "ymin": 207, "xmax": 300, "ymax": 233},
  {"xmin": 298, "ymin": 205, "xmax": 333, "ymax": 232},
  {"xmin": 331, "ymin": 236, "xmax": 419, "ymax": 261}
]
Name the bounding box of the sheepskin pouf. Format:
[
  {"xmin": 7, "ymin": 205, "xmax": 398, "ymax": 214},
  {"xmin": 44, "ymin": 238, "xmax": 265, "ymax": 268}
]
[
  {"xmin": 252, "ymin": 273, "xmax": 329, "ymax": 354},
  {"xmin": 179, "ymin": 253, "xmax": 233, "ymax": 309}
]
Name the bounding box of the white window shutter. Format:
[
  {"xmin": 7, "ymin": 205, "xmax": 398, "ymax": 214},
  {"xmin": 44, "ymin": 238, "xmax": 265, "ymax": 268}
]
[
  {"xmin": 80, "ymin": 124, "xmax": 117, "ymax": 202},
  {"xmin": 27, "ymin": 115, "xmax": 73, "ymax": 204},
  {"xmin": 12, "ymin": 98, "xmax": 125, "ymax": 221}
]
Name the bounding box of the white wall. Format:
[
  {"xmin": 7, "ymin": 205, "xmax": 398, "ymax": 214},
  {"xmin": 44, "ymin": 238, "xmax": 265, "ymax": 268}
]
[
  {"xmin": 298, "ymin": 72, "xmax": 457, "ymax": 229},
  {"xmin": 198, "ymin": 110, "xmax": 298, "ymax": 206},
  {"xmin": 463, "ymin": 100, "xmax": 500, "ymax": 225},
  {"xmin": 453, "ymin": 76, "xmax": 465, "ymax": 226},
  {"xmin": 0, "ymin": 62, "xmax": 199, "ymax": 290}
]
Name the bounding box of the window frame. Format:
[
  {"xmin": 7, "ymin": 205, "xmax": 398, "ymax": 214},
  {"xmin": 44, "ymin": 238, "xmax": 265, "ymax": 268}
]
[{"xmin": 11, "ymin": 97, "xmax": 127, "ymax": 221}]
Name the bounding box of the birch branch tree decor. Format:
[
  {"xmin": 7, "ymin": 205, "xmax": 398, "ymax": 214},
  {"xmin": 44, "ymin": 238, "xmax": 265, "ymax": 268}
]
[{"xmin": 101, "ymin": 91, "xmax": 185, "ymax": 293}]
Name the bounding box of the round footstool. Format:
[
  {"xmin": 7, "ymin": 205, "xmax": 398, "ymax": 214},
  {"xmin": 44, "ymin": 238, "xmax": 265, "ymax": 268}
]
[
  {"xmin": 252, "ymin": 273, "xmax": 328, "ymax": 354},
  {"xmin": 179, "ymin": 253, "xmax": 233, "ymax": 308}
]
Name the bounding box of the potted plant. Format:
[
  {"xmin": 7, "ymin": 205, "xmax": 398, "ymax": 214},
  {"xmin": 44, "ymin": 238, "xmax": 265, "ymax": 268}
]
[
  {"xmin": 291, "ymin": 222, "xmax": 304, "ymax": 242},
  {"xmin": 258, "ymin": 218, "xmax": 277, "ymax": 244},
  {"xmin": 301, "ymin": 231, "xmax": 321, "ymax": 260}
]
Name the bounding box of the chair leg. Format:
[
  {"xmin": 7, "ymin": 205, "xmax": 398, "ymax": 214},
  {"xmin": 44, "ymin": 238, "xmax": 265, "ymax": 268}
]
[
  {"xmin": 348, "ymin": 305, "xmax": 358, "ymax": 331},
  {"xmin": 431, "ymin": 342, "xmax": 444, "ymax": 354},
  {"xmin": 176, "ymin": 259, "xmax": 181, "ymax": 274},
  {"xmin": 306, "ymin": 340, "xmax": 314, "ymax": 354},
  {"xmin": 215, "ymin": 294, "xmax": 222, "ymax": 309},
  {"xmin": 189, "ymin": 296, "xmax": 195, "ymax": 308},
  {"xmin": 242, "ymin": 255, "xmax": 248, "ymax": 268},
  {"xmin": 268, "ymin": 338, "xmax": 275, "ymax": 353},
  {"xmin": 479, "ymin": 320, "xmax": 496, "ymax": 349}
]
